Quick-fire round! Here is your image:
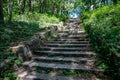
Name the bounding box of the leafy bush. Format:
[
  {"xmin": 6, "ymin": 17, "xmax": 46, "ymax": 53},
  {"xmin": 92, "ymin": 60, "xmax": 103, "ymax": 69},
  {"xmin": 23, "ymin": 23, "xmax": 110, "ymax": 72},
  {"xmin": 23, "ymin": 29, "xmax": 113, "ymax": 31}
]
[{"xmin": 82, "ymin": 4, "xmax": 120, "ymax": 79}]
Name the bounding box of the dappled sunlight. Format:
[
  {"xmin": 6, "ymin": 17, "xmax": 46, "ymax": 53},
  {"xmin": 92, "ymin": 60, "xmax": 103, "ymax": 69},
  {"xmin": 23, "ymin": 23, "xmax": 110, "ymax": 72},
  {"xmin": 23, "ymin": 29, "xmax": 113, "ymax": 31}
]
[
  {"xmin": 13, "ymin": 14, "xmax": 60, "ymax": 28},
  {"xmin": 1, "ymin": 0, "xmax": 119, "ymax": 79}
]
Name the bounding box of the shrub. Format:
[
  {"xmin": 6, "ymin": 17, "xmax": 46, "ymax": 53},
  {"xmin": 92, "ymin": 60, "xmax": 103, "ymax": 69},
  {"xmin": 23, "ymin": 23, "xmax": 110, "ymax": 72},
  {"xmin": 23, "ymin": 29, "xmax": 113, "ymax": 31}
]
[{"xmin": 82, "ymin": 4, "xmax": 120, "ymax": 79}]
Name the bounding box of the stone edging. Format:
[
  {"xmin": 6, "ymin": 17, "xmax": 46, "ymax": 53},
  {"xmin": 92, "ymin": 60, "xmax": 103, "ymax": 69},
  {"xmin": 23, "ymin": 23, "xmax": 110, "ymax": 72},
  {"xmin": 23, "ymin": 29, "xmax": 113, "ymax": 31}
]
[{"xmin": 9, "ymin": 23, "xmax": 63, "ymax": 62}]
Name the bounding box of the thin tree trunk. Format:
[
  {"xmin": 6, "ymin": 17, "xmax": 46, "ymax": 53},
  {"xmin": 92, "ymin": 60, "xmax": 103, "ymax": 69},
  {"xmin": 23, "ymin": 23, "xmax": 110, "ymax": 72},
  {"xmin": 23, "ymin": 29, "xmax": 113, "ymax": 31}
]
[
  {"xmin": 52, "ymin": 3, "xmax": 56, "ymax": 14},
  {"xmin": 39, "ymin": 0, "xmax": 42, "ymax": 13},
  {"xmin": 28, "ymin": 0, "xmax": 32, "ymax": 12},
  {"xmin": 0, "ymin": 0, "xmax": 4, "ymax": 24},
  {"xmin": 21, "ymin": 0, "xmax": 26, "ymax": 13},
  {"xmin": 8, "ymin": 0, "xmax": 14, "ymax": 23},
  {"xmin": 18, "ymin": 0, "xmax": 21, "ymax": 14},
  {"xmin": 42, "ymin": 0, "xmax": 46, "ymax": 13}
]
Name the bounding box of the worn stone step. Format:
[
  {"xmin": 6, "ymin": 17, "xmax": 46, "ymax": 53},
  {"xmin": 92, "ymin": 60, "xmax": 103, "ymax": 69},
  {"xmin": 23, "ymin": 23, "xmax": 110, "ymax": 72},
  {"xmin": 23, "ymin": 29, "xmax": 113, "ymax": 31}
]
[
  {"xmin": 38, "ymin": 47, "xmax": 92, "ymax": 51},
  {"xmin": 33, "ymin": 57, "xmax": 94, "ymax": 64},
  {"xmin": 55, "ymin": 33, "xmax": 88, "ymax": 38},
  {"xmin": 57, "ymin": 32, "xmax": 87, "ymax": 35},
  {"xmin": 55, "ymin": 38, "xmax": 88, "ymax": 41},
  {"xmin": 45, "ymin": 41, "xmax": 90, "ymax": 44},
  {"xmin": 17, "ymin": 71, "xmax": 98, "ymax": 80},
  {"xmin": 23, "ymin": 62, "xmax": 100, "ymax": 72},
  {"xmin": 56, "ymin": 36, "xmax": 88, "ymax": 40},
  {"xmin": 53, "ymin": 38, "xmax": 89, "ymax": 41},
  {"xmin": 39, "ymin": 47, "xmax": 92, "ymax": 51},
  {"xmin": 34, "ymin": 51, "xmax": 95, "ymax": 57},
  {"xmin": 57, "ymin": 30, "xmax": 85, "ymax": 33},
  {"xmin": 57, "ymin": 34, "xmax": 88, "ymax": 38},
  {"xmin": 53, "ymin": 38, "xmax": 88, "ymax": 41},
  {"xmin": 18, "ymin": 71, "xmax": 76, "ymax": 80},
  {"xmin": 43, "ymin": 43, "xmax": 90, "ymax": 47},
  {"xmin": 57, "ymin": 32, "xmax": 87, "ymax": 36}
]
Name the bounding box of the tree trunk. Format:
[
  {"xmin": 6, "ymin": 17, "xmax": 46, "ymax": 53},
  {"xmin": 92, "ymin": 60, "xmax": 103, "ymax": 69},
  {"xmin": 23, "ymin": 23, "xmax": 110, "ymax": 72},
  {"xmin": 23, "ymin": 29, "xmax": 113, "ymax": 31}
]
[
  {"xmin": 52, "ymin": 3, "xmax": 56, "ymax": 14},
  {"xmin": 21, "ymin": 0, "xmax": 26, "ymax": 13},
  {"xmin": 101, "ymin": 0, "xmax": 106, "ymax": 5},
  {"xmin": 8, "ymin": 0, "xmax": 14, "ymax": 23},
  {"xmin": 42, "ymin": 0, "xmax": 47, "ymax": 13},
  {"xmin": 0, "ymin": 0, "xmax": 4, "ymax": 24},
  {"xmin": 28, "ymin": 0, "xmax": 32, "ymax": 12},
  {"xmin": 18, "ymin": 0, "xmax": 21, "ymax": 14},
  {"xmin": 39, "ymin": 0, "xmax": 42, "ymax": 13}
]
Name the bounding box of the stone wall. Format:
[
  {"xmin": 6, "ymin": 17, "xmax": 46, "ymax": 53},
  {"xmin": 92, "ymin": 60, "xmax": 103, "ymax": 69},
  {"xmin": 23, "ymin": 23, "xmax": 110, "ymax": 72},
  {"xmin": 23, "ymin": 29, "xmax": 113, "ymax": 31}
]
[{"xmin": 10, "ymin": 25, "xmax": 60, "ymax": 62}]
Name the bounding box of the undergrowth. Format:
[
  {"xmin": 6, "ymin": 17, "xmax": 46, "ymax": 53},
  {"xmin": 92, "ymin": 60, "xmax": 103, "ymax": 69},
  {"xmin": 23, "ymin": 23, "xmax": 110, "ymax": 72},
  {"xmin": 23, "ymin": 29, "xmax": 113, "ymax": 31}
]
[
  {"xmin": 0, "ymin": 51, "xmax": 22, "ymax": 80},
  {"xmin": 12, "ymin": 13, "xmax": 60, "ymax": 28},
  {"xmin": 82, "ymin": 4, "xmax": 120, "ymax": 79},
  {"xmin": 0, "ymin": 13, "xmax": 60, "ymax": 80}
]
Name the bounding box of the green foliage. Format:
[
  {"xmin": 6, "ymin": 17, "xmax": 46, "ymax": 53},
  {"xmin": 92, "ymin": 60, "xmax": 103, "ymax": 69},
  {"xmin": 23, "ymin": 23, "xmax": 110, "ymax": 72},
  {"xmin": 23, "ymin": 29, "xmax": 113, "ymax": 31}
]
[
  {"xmin": 62, "ymin": 70, "xmax": 76, "ymax": 76},
  {"xmin": 12, "ymin": 13, "xmax": 60, "ymax": 28},
  {"xmin": 0, "ymin": 51, "xmax": 23, "ymax": 80},
  {"xmin": 54, "ymin": 14, "xmax": 69, "ymax": 21},
  {"xmin": 0, "ymin": 13, "xmax": 60, "ymax": 80},
  {"xmin": 82, "ymin": 4, "xmax": 120, "ymax": 79},
  {"xmin": 0, "ymin": 13, "xmax": 59, "ymax": 50},
  {"xmin": 0, "ymin": 22, "xmax": 39, "ymax": 50}
]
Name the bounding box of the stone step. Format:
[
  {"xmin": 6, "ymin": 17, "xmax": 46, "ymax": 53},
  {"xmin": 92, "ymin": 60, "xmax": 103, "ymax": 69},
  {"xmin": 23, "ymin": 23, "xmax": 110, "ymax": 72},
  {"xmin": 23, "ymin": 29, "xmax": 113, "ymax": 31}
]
[
  {"xmin": 57, "ymin": 34, "xmax": 88, "ymax": 38},
  {"xmin": 34, "ymin": 51, "xmax": 95, "ymax": 57},
  {"xmin": 23, "ymin": 62, "xmax": 101, "ymax": 72},
  {"xmin": 56, "ymin": 36, "xmax": 88, "ymax": 40},
  {"xmin": 38, "ymin": 47, "xmax": 92, "ymax": 51},
  {"xmin": 18, "ymin": 71, "xmax": 75, "ymax": 80},
  {"xmin": 56, "ymin": 32, "xmax": 87, "ymax": 36},
  {"xmin": 57, "ymin": 32, "xmax": 86, "ymax": 36},
  {"xmin": 43, "ymin": 43, "xmax": 90, "ymax": 47},
  {"xmin": 53, "ymin": 39, "xmax": 88, "ymax": 42},
  {"xmin": 45, "ymin": 41, "xmax": 90, "ymax": 44},
  {"xmin": 17, "ymin": 71, "xmax": 98, "ymax": 80},
  {"xmin": 57, "ymin": 30, "xmax": 85, "ymax": 34},
  {"xmin": 53, "ymin": 38, "xmax": 88, "ymax": 41},
  {"xmin": 54, "ymin": 37, "xmax": 89, "ymax": 40},
  {"xmin": 33, "ymin": 57, "xmax": 94, "ymax": 64}
]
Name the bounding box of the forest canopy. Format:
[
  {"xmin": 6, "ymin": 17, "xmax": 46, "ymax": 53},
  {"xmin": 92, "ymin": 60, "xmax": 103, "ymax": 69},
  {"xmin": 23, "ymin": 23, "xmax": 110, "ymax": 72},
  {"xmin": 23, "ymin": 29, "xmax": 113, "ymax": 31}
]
[{"xmin": 0, "ymin": 0, "xmax": 119, "ymax": 24}]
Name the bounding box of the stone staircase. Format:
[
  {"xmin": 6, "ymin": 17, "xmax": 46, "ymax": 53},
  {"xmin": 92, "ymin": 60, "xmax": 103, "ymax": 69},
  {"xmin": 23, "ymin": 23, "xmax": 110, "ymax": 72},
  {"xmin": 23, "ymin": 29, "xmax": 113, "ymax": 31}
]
[{"xmin": 17, "ymin": 19, "xmax": 102, "ymax": 80}]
